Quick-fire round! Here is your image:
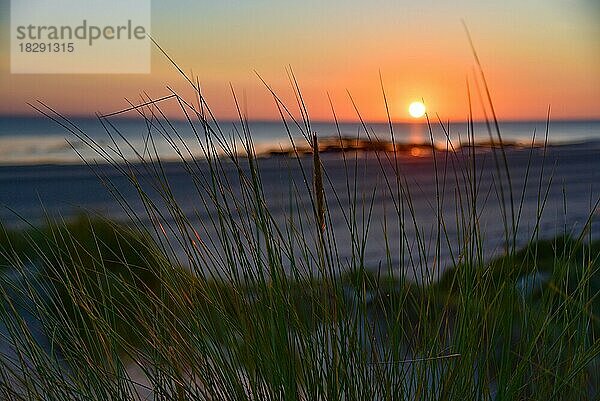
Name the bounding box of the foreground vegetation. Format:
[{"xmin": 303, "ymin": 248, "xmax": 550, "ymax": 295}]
[{"xmin": 1, "ymin": 213, "xmax": 599, "ymax": 400}]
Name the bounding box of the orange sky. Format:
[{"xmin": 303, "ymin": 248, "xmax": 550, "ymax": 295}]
[{"xmin": 1, "ymin": 0, "xmax": 599, "ymax": 122}]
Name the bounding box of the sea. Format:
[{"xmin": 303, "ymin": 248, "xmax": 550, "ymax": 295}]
[{"xmin": 1, "ymin": 117, "xmax": 599, "ymax": 278}]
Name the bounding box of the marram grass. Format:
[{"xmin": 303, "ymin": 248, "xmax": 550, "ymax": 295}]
[{"xmin": 1, "ymin": 64, "xmax": 599, "ymax": 400}]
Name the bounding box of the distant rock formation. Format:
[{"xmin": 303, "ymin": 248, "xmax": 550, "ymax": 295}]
[{"xmin": 261, "ymin": 135, "xmax": 542, "ymax": 158}]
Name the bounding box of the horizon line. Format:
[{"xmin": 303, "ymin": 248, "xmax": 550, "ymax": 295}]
[{"xmin": 2, "ymin": 113, "xmax": 600, "ymax": 125}]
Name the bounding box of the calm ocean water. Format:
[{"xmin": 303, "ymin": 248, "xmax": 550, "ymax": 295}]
[
  {"xmin": 1, "ymin": 117, "xmax": 599, "ymax": 276},
  {"xmin": 1, "ymin": 117, "xmax": 600, "ymax": 165}
]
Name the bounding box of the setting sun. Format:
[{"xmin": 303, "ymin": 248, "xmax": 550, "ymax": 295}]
[{"xmin": 409, "ymin": 101, "xmax": 426, "ymax": 118}]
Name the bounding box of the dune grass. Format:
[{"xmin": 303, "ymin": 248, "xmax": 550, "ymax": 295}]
[
  {"xmin": 1, "ymin": 211, "xmax": 598, "ymax": 399},
  {"xmin": 1, "ymin": 55, "xmax": 599, "ymax": 399}
]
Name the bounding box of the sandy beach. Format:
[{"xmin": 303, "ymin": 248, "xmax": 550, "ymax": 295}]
[{"xmin": 2, "ymin": 140, "xmax": 598, "ymax": 278}]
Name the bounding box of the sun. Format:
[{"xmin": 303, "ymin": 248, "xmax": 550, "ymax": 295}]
[{"xmin": 408, "ymin": 101, "xmax": 426, "ymax": 118}]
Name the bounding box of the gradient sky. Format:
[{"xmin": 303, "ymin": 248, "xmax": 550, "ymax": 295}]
[{"xmin": 0, "ymin": 0, "xmax": 599, "ymax": 121}]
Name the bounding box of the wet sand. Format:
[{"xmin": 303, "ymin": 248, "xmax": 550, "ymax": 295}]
[{"xmin": 1, "ymin": 141, "xmax": 599, "ymax": 279}]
